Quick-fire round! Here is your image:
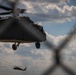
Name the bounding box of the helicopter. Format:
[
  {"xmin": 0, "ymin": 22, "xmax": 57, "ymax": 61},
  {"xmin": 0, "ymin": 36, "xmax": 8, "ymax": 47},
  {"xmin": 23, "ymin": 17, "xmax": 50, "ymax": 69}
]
[
  {"xmin": 13, "ymin": 66, "xmax": 27, "ymax": 71},
  {"xmin": 0, "ymin": 0, "xmax": 46, "ymax": 50}
]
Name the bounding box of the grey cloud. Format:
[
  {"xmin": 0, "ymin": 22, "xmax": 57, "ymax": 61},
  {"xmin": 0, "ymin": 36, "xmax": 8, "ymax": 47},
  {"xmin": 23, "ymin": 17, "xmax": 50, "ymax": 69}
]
[
  {"xmin": 15, "ymin": 45, "xmax": 50, "ymax": 60},
  {"xmin": 3, "ymin": 44, "xmax": 10, "ymax": 48},
  {"xmin": 71, "ymin": 51, "xmax": 76, "ymax": 57},
  {"xmin": 24, "ymin": 2, "xmax": 76, "ymax": 23}
]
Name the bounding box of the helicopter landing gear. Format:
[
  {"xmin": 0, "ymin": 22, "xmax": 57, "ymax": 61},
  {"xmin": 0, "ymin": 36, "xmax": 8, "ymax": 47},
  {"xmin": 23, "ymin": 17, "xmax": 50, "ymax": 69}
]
[
  {"xmin": 12, "ymin": 43, "xmax": 20, "ymax": 50},
  {"xmin": 35, "ymin": 42, "xmax": 40, "ymax": 49}
]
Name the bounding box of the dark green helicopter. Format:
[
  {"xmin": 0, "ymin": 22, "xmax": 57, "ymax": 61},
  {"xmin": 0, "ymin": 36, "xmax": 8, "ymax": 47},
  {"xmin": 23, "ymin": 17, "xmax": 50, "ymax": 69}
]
[
  {"xmin": 13, "ymin": 66, "xmax": 27, "ymax": 71},
  {"xmin": 0, "ymin": 0, "xmax": 46, "ymax": 50}
]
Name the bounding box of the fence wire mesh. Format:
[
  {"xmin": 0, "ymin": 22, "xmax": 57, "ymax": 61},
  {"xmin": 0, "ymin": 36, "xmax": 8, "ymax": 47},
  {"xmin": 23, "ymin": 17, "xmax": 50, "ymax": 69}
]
[{"xmin": 0, "ymin": 0, "xmax": 76, "ymax": 75}]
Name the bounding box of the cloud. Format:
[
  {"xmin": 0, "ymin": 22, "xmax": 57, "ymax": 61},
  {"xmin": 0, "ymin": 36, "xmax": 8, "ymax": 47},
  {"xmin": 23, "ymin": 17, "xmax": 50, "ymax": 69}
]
[
  {"xmin": 46, "ymin": 32, "xmax": 67, "ymax": 45},
  {"xmin": 19, "ymin": 0, "xmax": 76, "ymax": 23},
  {"xmin": 46, "ymin": 33, "xmax": 76, "ymax": 62}
]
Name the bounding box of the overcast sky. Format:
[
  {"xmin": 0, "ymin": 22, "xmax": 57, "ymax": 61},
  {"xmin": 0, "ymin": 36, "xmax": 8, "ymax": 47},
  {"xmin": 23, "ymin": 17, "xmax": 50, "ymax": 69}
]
[{"xmin": 0, "ymin": 0, "xmax": 76, "ymax": 75}]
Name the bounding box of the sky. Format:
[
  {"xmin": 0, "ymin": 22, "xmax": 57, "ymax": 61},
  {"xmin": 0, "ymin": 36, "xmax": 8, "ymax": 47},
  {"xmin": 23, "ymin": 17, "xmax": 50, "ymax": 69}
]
[{"xmin": 0, "ymin": 0, "xmax": 76, "ymax": 75}]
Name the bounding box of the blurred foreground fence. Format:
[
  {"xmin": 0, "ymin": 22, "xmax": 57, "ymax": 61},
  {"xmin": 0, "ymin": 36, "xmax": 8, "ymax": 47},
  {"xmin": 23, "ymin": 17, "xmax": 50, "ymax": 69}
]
[{"xmin": 43, "ymin": 25, "xmax": 76, "ymax": 75}]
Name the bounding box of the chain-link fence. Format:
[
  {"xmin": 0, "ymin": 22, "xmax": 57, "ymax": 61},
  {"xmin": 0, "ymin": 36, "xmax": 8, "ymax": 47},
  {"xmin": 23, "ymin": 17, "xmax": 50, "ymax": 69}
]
[{"xmin": 0, "ymin": 0, "xmax": 76, "ymax": 75}]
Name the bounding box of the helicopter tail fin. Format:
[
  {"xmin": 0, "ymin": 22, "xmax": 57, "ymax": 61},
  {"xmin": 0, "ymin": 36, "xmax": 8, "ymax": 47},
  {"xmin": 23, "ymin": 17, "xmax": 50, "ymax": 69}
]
[{"xmin": 24, "ymin": 67, "xmax": 27, "ymax": 71}]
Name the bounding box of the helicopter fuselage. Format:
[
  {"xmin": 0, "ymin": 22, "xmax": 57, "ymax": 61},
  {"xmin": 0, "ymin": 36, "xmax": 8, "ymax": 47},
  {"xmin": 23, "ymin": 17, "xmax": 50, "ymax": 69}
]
[
  {"xmin": 0, "ymin": 17, "xmax": 46, "ymax": 50},
  {"xmin": 0, "ymin": 17, "xmax": 46, "ymax": 43}
]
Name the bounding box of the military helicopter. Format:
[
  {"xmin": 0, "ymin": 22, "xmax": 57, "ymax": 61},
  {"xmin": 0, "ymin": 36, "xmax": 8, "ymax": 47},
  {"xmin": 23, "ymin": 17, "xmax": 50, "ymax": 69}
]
[
  {"xmin": 13, "ymin": 66, "xmax": 27, "ymax": 71},
  {"xmin": 0, "ymin": 0, "xmax": 46, "ymax": 50}
]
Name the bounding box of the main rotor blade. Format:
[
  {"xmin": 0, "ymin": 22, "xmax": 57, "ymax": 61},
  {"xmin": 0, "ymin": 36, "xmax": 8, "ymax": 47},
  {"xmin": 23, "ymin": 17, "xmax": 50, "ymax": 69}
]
[
  {"xmin": 0, "ymin": 11, "xmax": 12, "ymax": 15},
  {"xmin": 0, "ymin": 0, "xmax": 12, "ymax": 10},
  {"xmin": 0, "ymin": 4, "xmax": 12, "ymax": 11},
  {"xmin": 0, "ymin": 0, "xmax": 19, "ymax": 12}
]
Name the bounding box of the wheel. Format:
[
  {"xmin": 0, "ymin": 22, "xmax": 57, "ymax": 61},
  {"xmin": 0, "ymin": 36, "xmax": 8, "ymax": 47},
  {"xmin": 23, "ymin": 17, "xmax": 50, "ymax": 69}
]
[
  {"xmin": 12, "ymin": 44, "xmax": 17, "ymax": 50},
  {"xmin": 35, "ymin": 42, "xmax": 40, "ymax": 49}
]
